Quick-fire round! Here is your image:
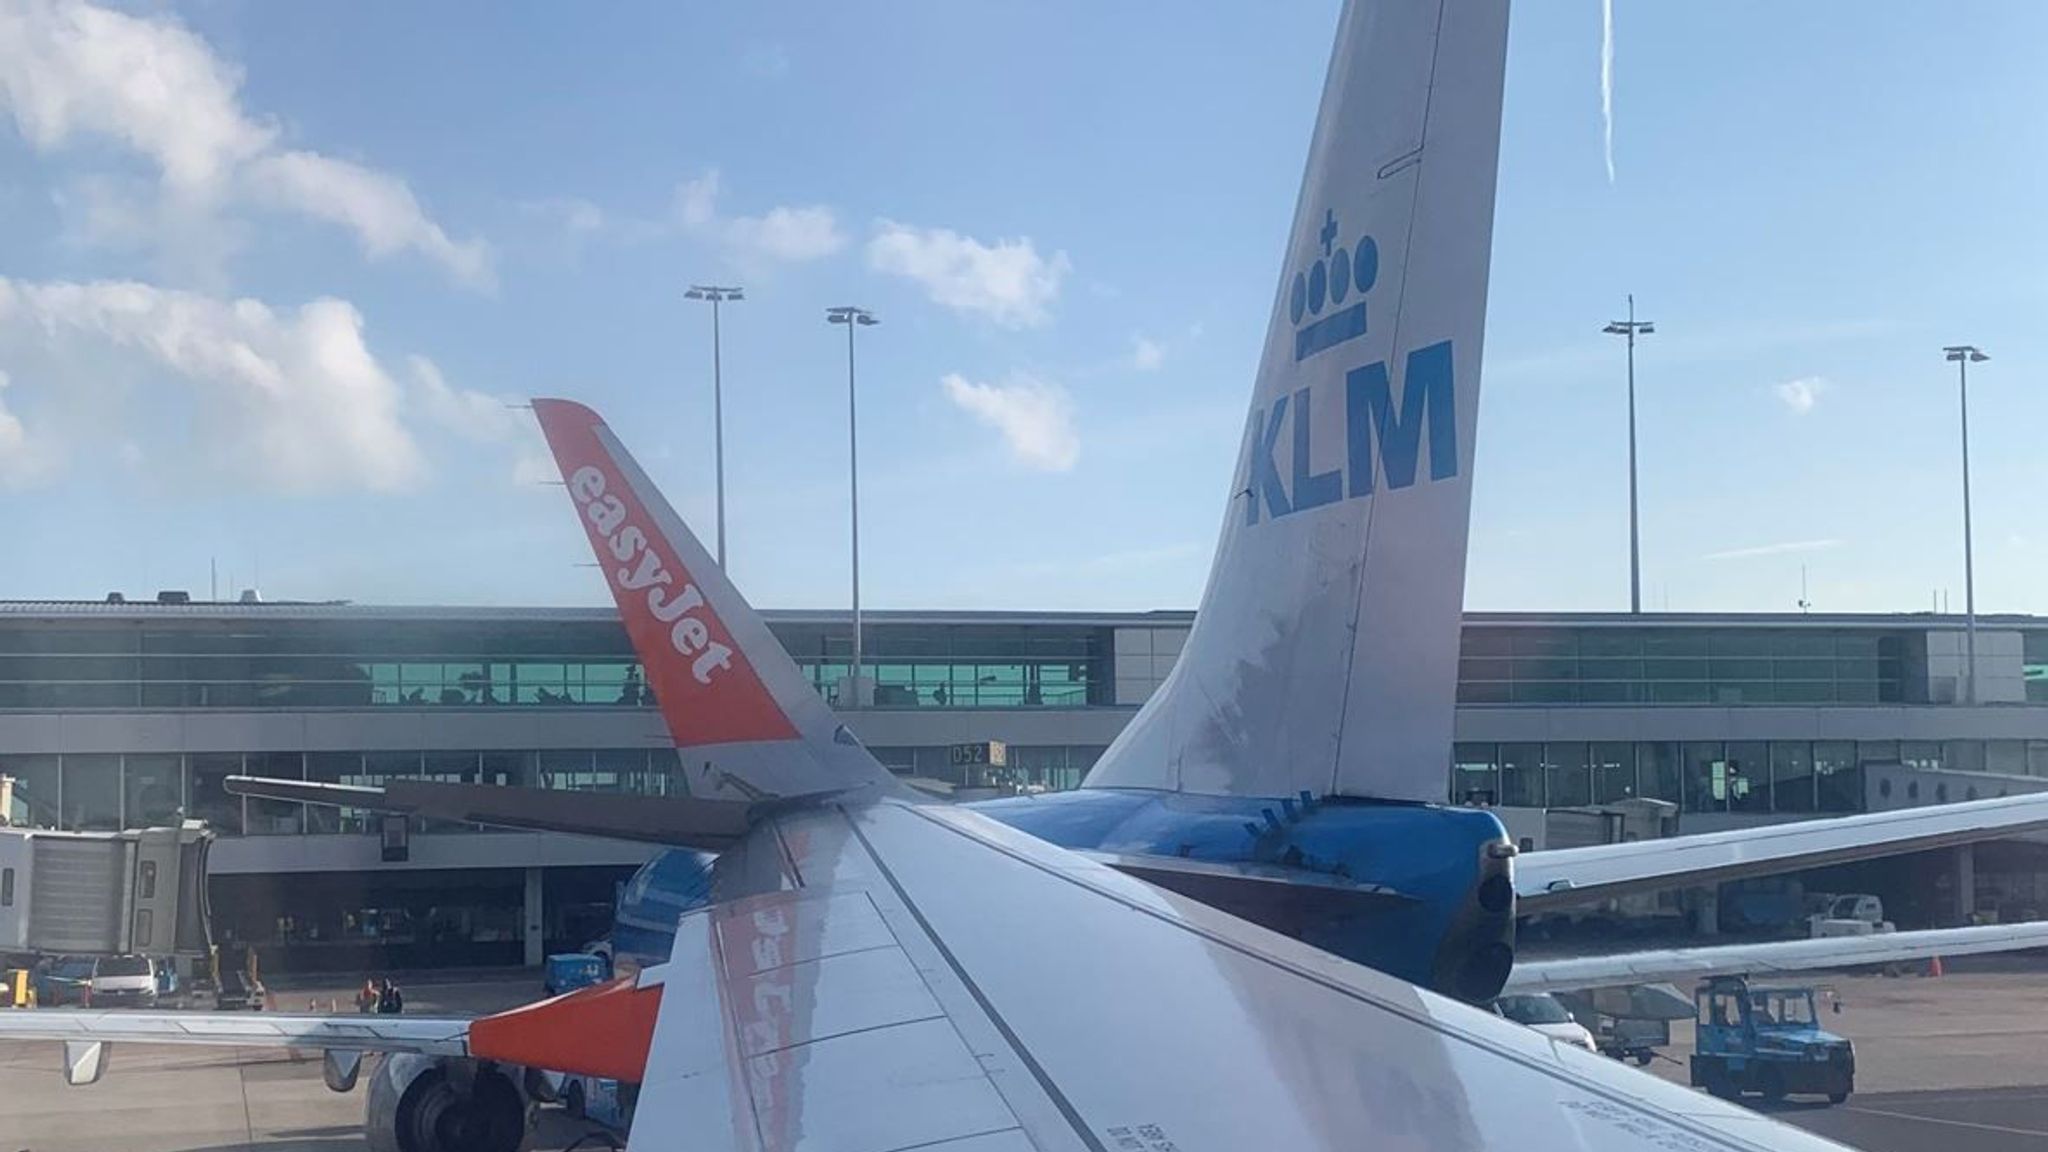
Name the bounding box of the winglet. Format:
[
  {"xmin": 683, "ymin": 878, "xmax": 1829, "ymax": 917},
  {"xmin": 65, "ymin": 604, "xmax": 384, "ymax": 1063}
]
[
  {"xmin": 532, "ymin": 398, "xmax": 898, "ymax": 799},
  {"xmin": 535, "ymin": 398, "xmax": 798, "ymax": 747},
  {"xmin": 469, "ymin": 976, "xmax": 660, "ymax": 1083}
]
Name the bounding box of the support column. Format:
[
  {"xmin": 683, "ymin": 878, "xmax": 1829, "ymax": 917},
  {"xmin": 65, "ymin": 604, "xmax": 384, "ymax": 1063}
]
[
  {"xmin": 1954, "ymin": 844, "xmax": 1976, "ymax": 925},
  {"xmin": 1691, "ymin": 886, "xmax": 1720, "ymax": 937},
  {"xmin": 523, "ymin": 867, "xmax": 545, "ymax": 967}
]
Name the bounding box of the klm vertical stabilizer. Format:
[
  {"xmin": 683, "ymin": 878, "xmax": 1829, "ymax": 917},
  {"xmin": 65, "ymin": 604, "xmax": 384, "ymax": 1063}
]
[{"xmin": 1086, "ymin": 0, "xmax": 1509, "ymax": 802}]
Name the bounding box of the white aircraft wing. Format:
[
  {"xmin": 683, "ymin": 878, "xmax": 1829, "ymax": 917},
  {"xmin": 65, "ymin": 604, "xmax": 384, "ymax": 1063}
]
[
  {"xmin": 593, "ymin": 798, "xmax": 1848, "ymax": 1152},
  {"xmin": 1504, "ymin": 921, "xmax": 2048, "ymax": 996},
  {"xmin": 0, "ymin": 1010, "xmax": 471, "ymax": 1055},
  {"xmin": 1517, "ymin": 792, "xmax": 2048, "ymax": 911}
]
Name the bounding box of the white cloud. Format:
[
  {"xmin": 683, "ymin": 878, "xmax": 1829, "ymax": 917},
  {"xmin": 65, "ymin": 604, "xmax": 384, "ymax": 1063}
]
[
  {"xmin": 940, "ymin": 372, "xmax": 1079, "ymax": 471},
  {"xmin": 247, "ymin": 152, "xmax": 494, "ymax": 289},
  {"xmin": 671, "ymin": 168, "xmax": 844, "ymax": 265},
  {"xmin": 0, "ymin": 0, "xmax": 489, "ymax": 287},
  {"xmin": 868, "ymin": 222, "xmax": 1070, "ymax": 328},
  {"xmin": 741, "ymin": 43, "xmax": 791, "ymax": 80},
  {"xmin": 0, "ymin": 0, "xmax": 272, "ymax": 195},
  {"xmin": 674, "ymin": 171, "xmax": 720, "ymax": 229},
  {"xmin": 407, "ymin": 355, "xmax": 520, "ymax": 442},
  {"xmin": 517, "ymin": 197, "xmax": 606, "ymax": 248},
  {"xmin": 556, "ymin": 199, "xmax": 606, "ymax": 235},
  {"xmin": 1130, "ymin": 334, "xmax": 1164, "ymax": 372},
  {"xmin": 51, "ymin": 173, "xmax": 158, "ymax": 247},
  {"xmin": 1704, "ymin": 538, "xmax": 1844, "ymax": 562},
  {"xmin": 0, "ymin": 276, "xmax": 426, "ymax": 490},
  {"xmin": 0, "ymin": 368, "xmax": 58, "ymax": 487},
  {"xmin": 1775, "ymin": 375, "xmax": 1829, "ymax": 414},
  {"xmin": 723, "ymin": 205, "xmax": 844, "ymax": 263},
  {"xmin": 406, "ymin": 355, "xmax": 552, "ymax": 484}
]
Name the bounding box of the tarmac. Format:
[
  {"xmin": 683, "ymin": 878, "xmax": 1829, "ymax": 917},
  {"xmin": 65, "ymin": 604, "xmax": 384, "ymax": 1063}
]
[{"xmin": 6, "ymin": 966, "xmax": 2048, "ymax": 1150}]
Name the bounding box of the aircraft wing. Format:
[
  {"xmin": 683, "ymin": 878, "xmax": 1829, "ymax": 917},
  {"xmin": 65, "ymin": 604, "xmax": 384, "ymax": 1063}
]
[
  {"xmin": 0, "ymin": 1009, "xmax": 472, "ymax": 1088},
  {"xmin": 1503, "ymin": 921, "xmax": 2048, "ymax": 996},
  {"xmin": 468, "ymin": 798, "xmax": 1846, "ymax": 1152},
  {"xmin": 1517, "ymin": 792, "xmax": 2048, "ymax": 912},
  {"xmin": 0, "ymin": 1010, "xmax": 470, "ymax": 1054},
  {"xmin": 223, "ymin": 774, "xmax": 763, "ymax": 850},
  {"xmin": 0, "ymin": 1009, "xmax": 477, "ymax": 1091}
]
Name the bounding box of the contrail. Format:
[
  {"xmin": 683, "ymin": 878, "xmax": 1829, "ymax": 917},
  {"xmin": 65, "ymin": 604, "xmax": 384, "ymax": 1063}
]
[
  {"xmin": 1704, "ymin": 539, "xmax": 1844, "ymax": 563},
  {"xmin": 1600, "ymin": 0, "xmax": 1616, "ymax": 182}
]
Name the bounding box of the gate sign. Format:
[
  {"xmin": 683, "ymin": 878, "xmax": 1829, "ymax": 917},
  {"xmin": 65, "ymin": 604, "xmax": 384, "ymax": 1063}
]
[
  {"xmin": 380, "ymin": 814, "xmax": 410, "ymax": 863},
  {"xmin": 948, "ymin": 742, "xmax": 1008, "ymax": 769}
]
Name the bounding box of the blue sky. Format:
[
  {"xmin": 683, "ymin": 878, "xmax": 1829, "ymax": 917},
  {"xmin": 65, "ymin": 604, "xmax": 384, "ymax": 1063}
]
[{"xmin": 1, "ymin": 1, "xmax": 2043, "ymax": 615}]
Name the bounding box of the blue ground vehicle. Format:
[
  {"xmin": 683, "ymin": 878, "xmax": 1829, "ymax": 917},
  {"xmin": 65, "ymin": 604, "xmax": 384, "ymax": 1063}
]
[
  {"xmin": 1690, "ymin": 975, "xmax": 1854, "ymax": 1104},
  {"xmin": 34, "ymin": 955, "xmax": 96, "ymax": 1006},
  {"xmin": 545, "ymin": 951, "xmax": 635, "ymax": 1132},
  {"xmin": 543, "ymin": 952, "xmax": 609, "ymax": 997}
]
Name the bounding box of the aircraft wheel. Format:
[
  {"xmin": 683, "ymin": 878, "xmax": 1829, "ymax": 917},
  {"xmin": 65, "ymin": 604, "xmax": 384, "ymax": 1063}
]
[
  {"xmin": 1759, "ymin": 1067, "xmax": 1787, "ymax": 1103},
  {"xmin": 392, "ymin": 1064, "xmax": 525, "ymax": 1152}
]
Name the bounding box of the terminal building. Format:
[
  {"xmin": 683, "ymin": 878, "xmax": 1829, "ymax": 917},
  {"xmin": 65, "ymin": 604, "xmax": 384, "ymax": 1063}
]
[{"xmin": 1, "ymin": 598, "xmax": 2046, "ymax": 970}]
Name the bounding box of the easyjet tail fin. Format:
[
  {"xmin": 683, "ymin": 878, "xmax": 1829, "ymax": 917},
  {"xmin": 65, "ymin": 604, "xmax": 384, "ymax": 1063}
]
[
  {"xmin": 533, "ymin": 398, "xmax": 899, "ymax": 800},
  {"xmin": 1084, "ymin": 0, "xmax": 1510, "ymax": 802}
]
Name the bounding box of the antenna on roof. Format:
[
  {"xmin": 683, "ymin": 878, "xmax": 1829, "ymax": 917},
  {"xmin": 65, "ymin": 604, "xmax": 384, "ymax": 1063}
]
[
  {"xmin": 210, "ymin": 557, "xmax": 218, "ymax": 602},
  {"xmin": 1798, "ymin": 565, "xmax": 1811, "ymax": 614}
]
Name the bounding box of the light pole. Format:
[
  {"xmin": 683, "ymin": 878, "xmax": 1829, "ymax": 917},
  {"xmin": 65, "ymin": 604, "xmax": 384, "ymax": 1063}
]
[
  {"xmin": 1943, "ymin": 344, "xmax": 1987, "ymax": 704},
  {"xmin": 1603, "ymin": 296, "xmax": 1655, "ymax": 614},
  {"xmin": 685, "ymin": 285, "xmax": 743, "ymax": 569},
  {"xmin": 826, "ymin": 306, "xmax": 879, "ymax": 707}
]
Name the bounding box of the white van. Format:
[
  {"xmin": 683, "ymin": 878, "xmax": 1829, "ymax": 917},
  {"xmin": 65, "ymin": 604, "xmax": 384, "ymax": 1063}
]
[
  {"xmin": 90, "ymin": 954, "xmax": 158, "ymax": 1008},
  {"xmin": 1492, "ymin": 993, "xmax": 1597, "ymax": 1051}
]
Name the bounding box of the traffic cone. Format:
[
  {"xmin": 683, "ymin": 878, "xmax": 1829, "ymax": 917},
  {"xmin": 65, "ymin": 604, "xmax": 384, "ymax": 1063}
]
[{"xmin": 1928, "ymin": 955, "xmax": 1944, "ymax": 978}]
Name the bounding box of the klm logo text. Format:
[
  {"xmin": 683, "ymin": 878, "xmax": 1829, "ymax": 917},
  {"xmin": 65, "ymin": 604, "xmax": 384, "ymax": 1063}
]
[{"xmin": 1243, "ymin": 341, "xmax": 1456, "ymax": 525}]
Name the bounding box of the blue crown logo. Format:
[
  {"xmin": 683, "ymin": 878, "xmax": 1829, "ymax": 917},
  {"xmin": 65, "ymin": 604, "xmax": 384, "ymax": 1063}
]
[{"xmin": 1289, "ymin": 209, "xmax": 1378, "ymax": 362}]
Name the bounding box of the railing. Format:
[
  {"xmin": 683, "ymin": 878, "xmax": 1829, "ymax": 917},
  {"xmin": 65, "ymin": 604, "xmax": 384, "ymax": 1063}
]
[{"xmin": 0, "ymin": 656, "xmax": 1107, "ymax": 710}]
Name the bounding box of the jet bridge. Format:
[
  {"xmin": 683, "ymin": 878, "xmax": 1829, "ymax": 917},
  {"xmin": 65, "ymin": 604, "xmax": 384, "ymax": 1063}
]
[{"xmin": 0, "ymin": 821, "xmax": 214, "ymax": 957}]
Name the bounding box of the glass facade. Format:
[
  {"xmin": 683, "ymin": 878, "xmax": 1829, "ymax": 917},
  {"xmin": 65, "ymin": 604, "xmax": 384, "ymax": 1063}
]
[
  {"xmin": 0, "ymin": 614, "xmax": 2039, "ymax": 714},
  {"xmin": 2027, "ymin": 630, "xmax": 2048, "ymax": 703},
  {"xmin": 7, "ymin": 737, "xmax": 2048, "ymax": 832},
  {"xmin": 0, "ymin": 617, "xmax": 1115, "ymax": 711},
  {"xmin": 209, "ymin": 864, "xmax": 635, "ymax": 972},
  {"xmin": 1447, "ymin": 736, "xmax": 2048, "ymax": 813},
  {"xmin": 1, "ymin": 613, "xmax": 2045, "ymax": 832},
  {"xmin": 0, "ymin": 749, "xmax": 686, "ymax": 834},
  {"xmin": 867, "ymin": 744, "xmax": 1106, "ymax": 792},
  {"xmin": 1438, "ymin": 739, "xmax": 1981, "ymax": 814},
  {"xmin": 1457, "ymin": 625, "xmax": 1906, "ymax": 705}
]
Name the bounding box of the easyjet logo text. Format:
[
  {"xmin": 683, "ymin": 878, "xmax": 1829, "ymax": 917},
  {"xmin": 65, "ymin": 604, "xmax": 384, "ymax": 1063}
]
[{"xmin": 569, "ymin": 465, "xmax": 735, "ymax": 685}]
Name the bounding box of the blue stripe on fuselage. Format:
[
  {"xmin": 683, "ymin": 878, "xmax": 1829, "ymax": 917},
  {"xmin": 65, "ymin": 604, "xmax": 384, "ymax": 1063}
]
[
  {"xmin": 599, "ymin": 790, "xmax": 1507, "ymax": 996},
  {"xmin": 968, "ymin": 788, "xmax": 1506, "ymax": 991}
]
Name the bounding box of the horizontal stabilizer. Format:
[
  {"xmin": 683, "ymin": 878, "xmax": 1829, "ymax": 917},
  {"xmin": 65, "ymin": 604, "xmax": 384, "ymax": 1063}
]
[
  {"xmin": 1081, "ymin": 850, "xmax": 1412, "ymax": 940},
  {"xmin": 224, "ymin": 775, "xmax": 758, "ymax": 850},
  {"xmin": 1504, "ymin": 921, "xmax": 2048, "ymax": 996},
  {"xmin": 1518, "ymin": 791, "xmax": 2048, "ymax": 912},
  {"xmin": 0, "ymin": 1009, "xmax": 472, "ymax": 1057}
]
